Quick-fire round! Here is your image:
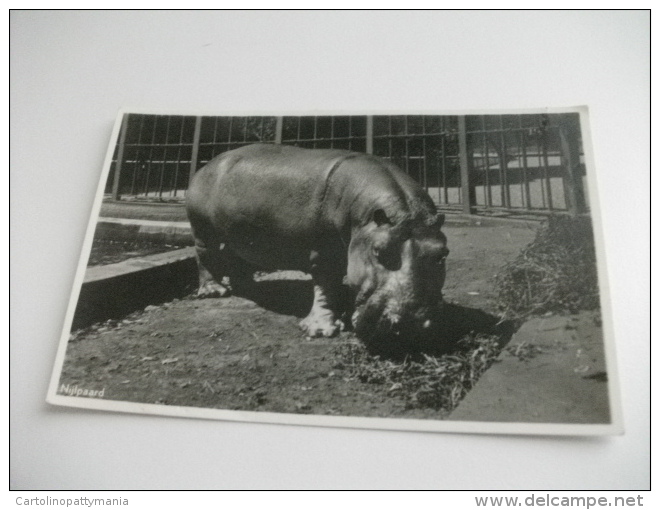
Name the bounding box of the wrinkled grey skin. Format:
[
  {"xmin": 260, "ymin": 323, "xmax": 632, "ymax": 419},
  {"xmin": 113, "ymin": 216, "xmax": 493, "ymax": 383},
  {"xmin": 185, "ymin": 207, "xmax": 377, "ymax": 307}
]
[{"xmin": 186, "ymin": 144, "xmax": 449, "ymax": 353}]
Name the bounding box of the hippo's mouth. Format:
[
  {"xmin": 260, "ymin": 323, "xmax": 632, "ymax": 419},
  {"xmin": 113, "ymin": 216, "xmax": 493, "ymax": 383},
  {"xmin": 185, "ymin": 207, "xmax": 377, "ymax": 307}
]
[{"xmin": 352, "ymin": 300, "xmax": 448, "ymax": 357}]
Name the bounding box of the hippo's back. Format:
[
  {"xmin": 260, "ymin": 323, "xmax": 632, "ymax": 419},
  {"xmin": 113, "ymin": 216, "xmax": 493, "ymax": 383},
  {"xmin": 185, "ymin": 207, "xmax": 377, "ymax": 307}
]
[
  {"xmin": 187, "ymin": 144, "xmax": 357, "ymax": 232},
  {"xmin": 186, "ymin": 144, "xmax": 360, "ymax": 269},
  {"xmin": 186, "ymin": 144, "xmax": 437, "ymax": 270}
]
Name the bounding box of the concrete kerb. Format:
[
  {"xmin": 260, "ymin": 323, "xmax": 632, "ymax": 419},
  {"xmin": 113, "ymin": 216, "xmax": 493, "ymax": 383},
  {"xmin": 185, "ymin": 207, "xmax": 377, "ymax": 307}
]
[
  {"xmin": 73, "ymin": 247, "xmax": 198, "ymax": 330},
  {"xmin": 94, "ymin": 217, "xmax": 194, "ymax": 246},
  {"xmin": 70, "ymin": 217, "xmax": 198, "ymax": 329},
  {"xmin": 448, "ymin": 311, "xmax": 611, "ymax": 425},
  {"xmin": 442, "ymin": 212, "xmax": 543, "ymax": 229}
]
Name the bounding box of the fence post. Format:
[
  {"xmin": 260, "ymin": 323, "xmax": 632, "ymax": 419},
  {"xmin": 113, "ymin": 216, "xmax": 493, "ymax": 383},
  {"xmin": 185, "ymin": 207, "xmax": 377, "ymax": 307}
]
[
  {"xmin": 111, "ymin": 113, "xmax": 129, "ymax": 201},
  {"xmin": 188, "ymin": 116, "xmax": 202, "ymax": 188},
  {"xmin": 458, "ymin": 116, "xmax": 476, "ymax": 214},
  {"xmin": 557, "ymin": 113, "xmax": 587, "ymax": 216},
  {"xmin": 275, "ymin": 116, "xmax": 283, "ymax": 144},
  {"xmin": 366, "ymin": 115, "xmax": 374, "ymax": 154}
]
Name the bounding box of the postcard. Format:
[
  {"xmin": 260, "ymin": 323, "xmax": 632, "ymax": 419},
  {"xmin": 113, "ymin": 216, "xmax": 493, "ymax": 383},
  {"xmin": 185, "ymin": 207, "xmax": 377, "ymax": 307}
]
[{"xmin": 47, "ymin": 107, "xmax": 622, "ymax": 436}]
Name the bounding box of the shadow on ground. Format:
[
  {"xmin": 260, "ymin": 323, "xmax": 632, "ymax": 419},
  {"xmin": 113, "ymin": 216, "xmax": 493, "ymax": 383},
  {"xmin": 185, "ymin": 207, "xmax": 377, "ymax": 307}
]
[
  {"xmin": 237, "ymin": 279, "xmax": 314, "ymax": 318},
  {"xmin": 232, "ymin": 278, "xmax": 517, "ymax": 360},
  {"xmin": 437, "ymin": 302, "xmax": 517, "ymax": 350}
]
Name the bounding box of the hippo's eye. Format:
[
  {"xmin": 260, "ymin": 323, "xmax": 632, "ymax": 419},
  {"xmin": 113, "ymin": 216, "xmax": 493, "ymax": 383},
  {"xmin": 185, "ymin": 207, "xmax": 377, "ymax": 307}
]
[
  {"xmin": 372, "ymin": 245, "xmax": 386, "ymax": 261},
  {"xmin": 372, "ymin": 242, "xmax": 386, "ymax": 258},
  {"xmin": 373, "ymin": 244, "xmax": 400, "ymax": 270}
]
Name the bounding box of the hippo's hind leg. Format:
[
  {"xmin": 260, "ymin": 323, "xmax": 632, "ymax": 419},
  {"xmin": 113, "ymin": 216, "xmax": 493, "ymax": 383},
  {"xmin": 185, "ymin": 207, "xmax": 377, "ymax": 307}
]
[
  {"xmin": 190, "ymin": 224, "xmax": 232, "ymax": 298},
  {"xmin": 299, "ymin": 251, "xmax": 348, "ymax": 338}
]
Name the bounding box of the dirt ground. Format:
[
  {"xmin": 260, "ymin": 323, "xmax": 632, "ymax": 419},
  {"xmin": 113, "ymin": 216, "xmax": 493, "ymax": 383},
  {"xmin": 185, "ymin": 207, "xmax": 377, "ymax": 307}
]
[{"xmin": 58, "ymin": 222, "xmax": 537, "ymax": 420}]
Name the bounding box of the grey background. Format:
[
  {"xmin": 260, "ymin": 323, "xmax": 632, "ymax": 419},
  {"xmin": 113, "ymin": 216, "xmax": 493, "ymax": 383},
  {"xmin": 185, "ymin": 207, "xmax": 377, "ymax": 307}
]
[{"xmin": 10, "ymin": 11, "xmax": 650, "ymax": 489}]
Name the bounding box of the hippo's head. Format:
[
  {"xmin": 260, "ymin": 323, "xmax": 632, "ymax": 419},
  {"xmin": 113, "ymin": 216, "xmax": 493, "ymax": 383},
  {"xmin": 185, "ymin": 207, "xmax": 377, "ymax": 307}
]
[{"xmin": 346, "ymin": 209, "xmax": 449, "ymax": 356}]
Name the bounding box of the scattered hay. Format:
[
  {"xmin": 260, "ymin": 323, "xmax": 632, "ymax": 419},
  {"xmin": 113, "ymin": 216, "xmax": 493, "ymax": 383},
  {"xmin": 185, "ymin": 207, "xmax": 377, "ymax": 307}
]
[
  {"xmin": 495, "ymin": 215, "xmax": 600, "ymax": 319},
  {"xmin": 336, "ymin": 333, "xmax": 501, "ymax": 412}
]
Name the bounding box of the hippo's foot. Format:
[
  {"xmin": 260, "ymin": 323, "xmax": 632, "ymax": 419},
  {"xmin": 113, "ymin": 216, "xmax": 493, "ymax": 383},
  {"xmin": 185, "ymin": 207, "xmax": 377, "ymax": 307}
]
[
  {"xmin": 196, "ymin": 280, "xmax": 231, "ymax": 299},
  {"xmin": 299, "ymin": 312, "xmax": 344, "ymax": 338}
]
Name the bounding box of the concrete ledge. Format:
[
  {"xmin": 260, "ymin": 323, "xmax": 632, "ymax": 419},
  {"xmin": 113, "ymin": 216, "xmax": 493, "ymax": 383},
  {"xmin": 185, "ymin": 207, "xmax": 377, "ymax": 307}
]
[
  {"xmin": 448, "ymin": 311, "xmax": 611, "ymax": 425},
  {"xmin": 100, "ymin": 200, "xmax": 188, "ymax": 222},
  {"xmin": 73, "ymin": 248, "xmax": 197, "ymax": 330},
  {"xmin": 93, "ymin": 217, "xmax": 193, "ymax": 246},
  {"xmin": 95, "ymin": 213, "xmax": 539, "ymax": 244},
  {"xmin": 443, "ymin": 214, "xmax": 542, "ymax": 228}
]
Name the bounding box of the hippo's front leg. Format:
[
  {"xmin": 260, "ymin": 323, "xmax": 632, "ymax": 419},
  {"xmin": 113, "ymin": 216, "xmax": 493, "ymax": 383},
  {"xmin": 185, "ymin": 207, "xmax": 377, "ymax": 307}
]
[
  {"xmin": 299, "ymin": 252, "xmax": 346, "ymax": 338},
  {"xmin": 299, "ymin": 277, "xmax": 345, "ymax": 337}
]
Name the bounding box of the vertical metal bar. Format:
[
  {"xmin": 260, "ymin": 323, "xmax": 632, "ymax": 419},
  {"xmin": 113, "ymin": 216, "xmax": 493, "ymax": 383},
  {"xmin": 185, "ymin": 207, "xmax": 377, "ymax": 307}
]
[
  {"xmin": 143, "ymin": 159, "xmax": 150, "ymax": 196},
  {"xmin": 172, "ymin": 116, "xmax": 185, "ymax": 197},
  {"xmin": 275, "ymin": 116, "xmax": 283, "ymax": 144},
  {"xmin": 458, "ymin": 116, "xmax": 475, "ymax": 214},
  {"xmin": 421, "ymin": 146, "xmax": 426, "ymax": 189},
  {"xmin": 167, "ymin": 119, "xmax": 176, "ymax": 197},
  {"xmin": 557, "ymin": 114, "xmax": 587, "ymax": 215},
  {"xmin": 404, "ymin": 116, "xmax": 409, "ymax": 174},
  {"xmin": 561, "ymin": 139, "xmax": 572, "ymax": 211},
  {"xmin": 111, "ymin": 113, "xmax": 129, "ymax": 201},
  {"xmin": 313, "ymin": 116, "xmax": 318, "ymax": 149},
  {"xmin": 483, "ymin": 122, "xmax": 492, "ymax": 208},
  {"xmin": 388, "ymin": 116, "xmax": 393, "ymax": 160},
  {"xmin": 129, "ymin": 156, "xmax": 137, "ymax": 196},
  {"xmin": 157, "ymin": 147, "xmax": 165, "ymax": 199},
  {"xmin": 403, "ymin": 138, "xmax": 409, "ymax": 174},
  {"xmin": 143, "ymin": 116, "xmax": 159, "ymax": 197},
  {"xmin": 211, "ymin": 117, "xmax": 219, "ymax": 159},
  {"xmin": 521, "ymin": 129, "xmax": 531, "ymax": 210},
  {"xmin": 540, "ymin": 127, "xmax": 554, "ymax": 210},
  {"xmin": 158, "ymin": 116, "xmax": 171, "ymax": 199},
  {"xmin": 422, "ymin": 117, "xmax": 428, "ymax": 192},
  {"xmin": 441, "ymin": 118, "xmax": 448, "ymax": 204},
  {"xmin": 366, "ymin": 116, "xmax": 374, "ymax": 154},
  {"xmin": 188, "ymin": 116, "xmax": 202, "ymax": 189},
  {"xmin": 347, "ymin": 116, "xmax": 352, "ymax": 151},
  {"xmin": 499, "ymin": 116, "xmax": 510, "ymax": 208},
  {"xmin": 515, "ymin": 131, "xmax": 521, "ymax": 206},
  {"xmin": 330, "ymin": 116, "xmax": 335, "ymax": 149},
  {"xmin": 227, "ymin": 117, "xmax": 233, "ymax": 153},
  {"xmin": 130, "ymin": 115, "xmax": 144, "ymax": 196},
  {"xmin": 535, "ymin": 129, "xmax": 547, "ymax": 209},
  {"xmin": 516, "ymin": 116, "xmax": 525, "ymax": 209},
  {"xmin": 497, "ymin": 124, "xmax": 504, "ymax": 207}
]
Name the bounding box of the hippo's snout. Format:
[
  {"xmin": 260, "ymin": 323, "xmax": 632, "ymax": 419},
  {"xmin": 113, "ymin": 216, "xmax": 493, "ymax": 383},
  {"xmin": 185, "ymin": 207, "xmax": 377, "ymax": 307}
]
[{"xmin": 352, "ymin": 292, "xmax": 447, "ymax": 357}]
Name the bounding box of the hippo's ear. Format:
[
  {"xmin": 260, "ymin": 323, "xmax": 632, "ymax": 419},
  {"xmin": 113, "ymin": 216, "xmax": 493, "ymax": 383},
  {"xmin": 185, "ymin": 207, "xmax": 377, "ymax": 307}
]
[{"xmin": 372, "ymin": 209, "xmax": 391, "ymax": 227}]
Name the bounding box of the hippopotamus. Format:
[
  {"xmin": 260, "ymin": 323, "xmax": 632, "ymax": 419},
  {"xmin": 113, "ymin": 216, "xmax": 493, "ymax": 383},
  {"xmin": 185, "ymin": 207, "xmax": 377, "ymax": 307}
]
[{"xmin": 186, "ymin": 143, "xmax": 449, "ymax": 355}]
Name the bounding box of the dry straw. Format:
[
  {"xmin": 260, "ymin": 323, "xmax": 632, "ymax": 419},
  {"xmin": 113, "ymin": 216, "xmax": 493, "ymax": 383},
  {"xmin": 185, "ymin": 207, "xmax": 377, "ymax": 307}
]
[{"xmin": 495, "ymin": 215, "xmax": 600, "ymax": 319}]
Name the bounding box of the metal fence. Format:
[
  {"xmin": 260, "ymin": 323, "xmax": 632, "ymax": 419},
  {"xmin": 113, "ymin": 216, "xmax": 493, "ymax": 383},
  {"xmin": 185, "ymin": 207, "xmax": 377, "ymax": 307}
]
[
  {"xmin": 281, "ymin": 116, "xmax": 368, "ymax": 152},
  {"xmin": 107, "ymin": 113, "xmax": 586, "ymax": 215}
]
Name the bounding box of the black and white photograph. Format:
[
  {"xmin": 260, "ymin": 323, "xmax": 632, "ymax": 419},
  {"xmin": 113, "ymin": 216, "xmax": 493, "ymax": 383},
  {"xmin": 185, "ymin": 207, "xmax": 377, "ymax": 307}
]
[
  {"xmin": 46, "ymin": 108, "xmax": 622, "ymax": 436},
  {"xmin": 12, "ymin": 10, "xmax": 649, "ymax": 490}
]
